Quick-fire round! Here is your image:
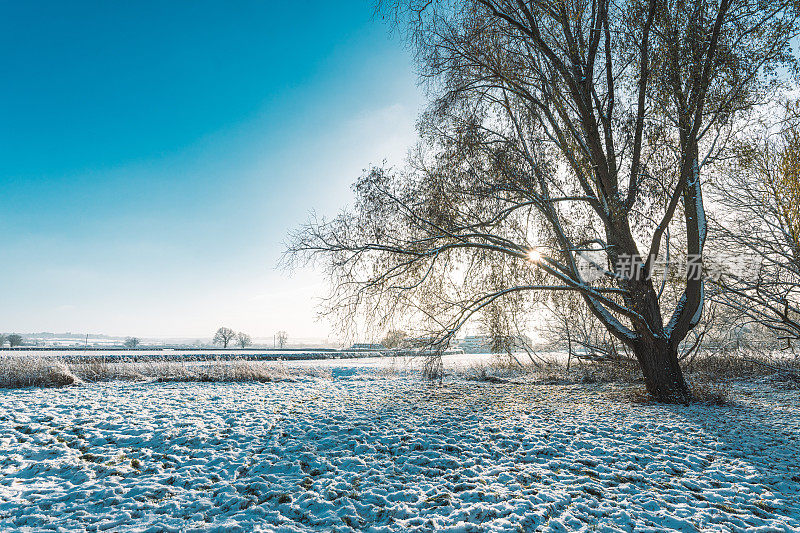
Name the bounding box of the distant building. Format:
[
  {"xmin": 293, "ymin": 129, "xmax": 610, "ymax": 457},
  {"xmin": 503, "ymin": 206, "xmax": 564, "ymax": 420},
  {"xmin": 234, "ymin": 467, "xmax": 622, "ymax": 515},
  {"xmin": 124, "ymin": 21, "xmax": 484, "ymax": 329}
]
[
  {"xmin": 400, "ymin": 336, "xmax": 437, "ymax": 349},
  {"xmin": 458, "ymin": 335, "xmax": 532, "ymax": 353},
  {"xmin": 347, "ymin": 343, "xmax": 385, "ymax": 352},
  {"xmin": 458, "ymin": 336, "xmax": 492, "ymax": 353}
]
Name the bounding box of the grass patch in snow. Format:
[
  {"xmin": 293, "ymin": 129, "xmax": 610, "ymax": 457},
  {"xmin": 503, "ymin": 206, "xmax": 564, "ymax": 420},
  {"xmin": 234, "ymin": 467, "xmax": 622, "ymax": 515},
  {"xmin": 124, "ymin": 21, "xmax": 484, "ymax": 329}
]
[{"xmin": 688, "ymin": 380, "xmax": 732, "ymax": 405}]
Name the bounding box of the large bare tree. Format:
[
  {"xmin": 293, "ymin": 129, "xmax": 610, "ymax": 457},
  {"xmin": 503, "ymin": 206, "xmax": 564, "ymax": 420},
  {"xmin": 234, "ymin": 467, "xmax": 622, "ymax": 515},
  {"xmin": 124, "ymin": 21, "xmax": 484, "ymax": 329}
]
[
  {"xmin": 289, "ymin": 0, "xmax": 798, "ymax": 401},
  {"xmin": 213, "ymin": 327, "xmax": 237, "ymax": 349}
]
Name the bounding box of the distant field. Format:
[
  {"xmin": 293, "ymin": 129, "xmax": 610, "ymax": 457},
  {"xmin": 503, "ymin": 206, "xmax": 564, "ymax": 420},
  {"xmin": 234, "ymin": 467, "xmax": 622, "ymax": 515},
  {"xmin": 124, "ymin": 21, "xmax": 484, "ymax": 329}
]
[
  {"xmin": 0, "ymin": 348, "xmax": 381, "ymax": 362},
  {"xmin": 0, "ymin": 350, "xmax": 511, "ymax": 368}
]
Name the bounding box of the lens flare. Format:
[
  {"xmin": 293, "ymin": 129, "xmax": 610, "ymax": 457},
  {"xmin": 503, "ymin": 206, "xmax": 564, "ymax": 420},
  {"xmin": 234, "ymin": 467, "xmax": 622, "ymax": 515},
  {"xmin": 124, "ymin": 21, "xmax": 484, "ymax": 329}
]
[{"xmin": 526, "ymin": 248, "xmax": 542, "ymax": 263}]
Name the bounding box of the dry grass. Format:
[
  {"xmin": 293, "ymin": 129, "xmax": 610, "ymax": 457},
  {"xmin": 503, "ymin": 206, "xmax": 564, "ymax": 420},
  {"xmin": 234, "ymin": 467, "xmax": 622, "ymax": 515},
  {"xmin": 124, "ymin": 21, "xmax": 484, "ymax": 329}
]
[
  {"xmin": 686, "ymin": 352, "xmax": 800, "ymax": 382},
  {"xmin": 70, "ymin": 360, "xmax": 145, "ymax": 382},
  {"xmin": 468, "ymin": 350, "xmax": 799, "ymax": 384},
  {"xmin": 605, "ymin": 381, "xmax": 699, "ymax": 405},
  {"xmin": 465, "ymin": 357, "xmax": 642, "ymax": 385},
  {"xmin": 147, "ymin": 360, "xmax": 303, "ymax": 383},
  {"xmin": 3, "ymin": 350, "xmax": 798, "ymax": 393},
  {"xmin": 621, "ymin": 381, "xmax": 732, "ymax": 405},
  {"xmin": 0, "ymin": 357, "xmax": 330, "ymax": 388},
  {"xmin": 0, "ymin": 357, "xmax": 81, "ymax": 388},
  {"xmin": 465, "ymin": 366, "xmax": 511, "ymax": 383},
  {"xmin": 463, "ymin": 351, "xmax": 800, "ymax": 405},
  {"xmin": 567, "ymin": 362, "xmax": 642, "ymax": 384}
]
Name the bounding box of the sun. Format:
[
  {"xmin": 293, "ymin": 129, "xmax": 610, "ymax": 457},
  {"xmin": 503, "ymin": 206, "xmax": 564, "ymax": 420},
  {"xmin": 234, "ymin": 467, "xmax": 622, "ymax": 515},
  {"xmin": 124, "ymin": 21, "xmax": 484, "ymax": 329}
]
[{"xmin": 526, "ymin": 248, "xmax": 542, "ymax": 263}]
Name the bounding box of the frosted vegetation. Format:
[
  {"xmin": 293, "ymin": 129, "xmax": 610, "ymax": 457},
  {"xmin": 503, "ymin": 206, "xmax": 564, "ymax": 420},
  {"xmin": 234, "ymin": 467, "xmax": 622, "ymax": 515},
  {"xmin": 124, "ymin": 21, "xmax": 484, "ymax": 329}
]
[{"xmin": 0, "ymin": 357, "xmax": 329, "ymax": 389}]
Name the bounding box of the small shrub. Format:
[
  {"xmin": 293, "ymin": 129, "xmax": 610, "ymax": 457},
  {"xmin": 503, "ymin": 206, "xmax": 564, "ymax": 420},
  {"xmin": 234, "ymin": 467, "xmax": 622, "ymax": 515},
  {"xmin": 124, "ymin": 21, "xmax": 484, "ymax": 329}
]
[
  {"xmin": 466, "ymin": 365, "xmax": 509, "ymax": 383},
  {"xmin": 620, "ymin": 386, "xmax": 656, "ymax": 404},
  {"xmin": 690, "ymin": 381, "xmax": 731, "ymax": 405}
]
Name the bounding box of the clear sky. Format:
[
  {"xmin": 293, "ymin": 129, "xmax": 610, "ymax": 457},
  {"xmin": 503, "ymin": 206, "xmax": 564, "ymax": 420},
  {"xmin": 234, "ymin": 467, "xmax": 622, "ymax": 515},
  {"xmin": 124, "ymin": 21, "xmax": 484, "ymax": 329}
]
[{"xmin": 1, "ymin": 1, "xmax": 423, "ymax": 341}]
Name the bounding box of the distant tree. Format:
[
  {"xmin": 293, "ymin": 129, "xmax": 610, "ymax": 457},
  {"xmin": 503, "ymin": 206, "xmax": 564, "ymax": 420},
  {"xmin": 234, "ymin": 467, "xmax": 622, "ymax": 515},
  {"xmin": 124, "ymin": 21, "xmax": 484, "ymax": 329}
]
[
  {"xmin": 213, "ymin": 327, "xmax": 237, "ymax": 348},
  {"xmin": 236, "ymin": 332, "xmax": 252, "ymax": 349},
  {"xmin": 710, "ymin": 102, "xmax": 800, "ymax": 347},
  {"xmin": 275, "ymin": 331, "xmax": 288, "ymax": 349},
  {"xmin": 123, "ymin": 337, "xmax": 141, "ymax": 349},
  {"xmin": 0, "ymin": 334, "xmax": 6, "ymax": 348},
  {"xmin": 7, "ymin": 334, "xmax": 24, "ymax": 348},
  {"xmin": 381, "ymin": 330, "xmax": 408, "ymax": 349}
]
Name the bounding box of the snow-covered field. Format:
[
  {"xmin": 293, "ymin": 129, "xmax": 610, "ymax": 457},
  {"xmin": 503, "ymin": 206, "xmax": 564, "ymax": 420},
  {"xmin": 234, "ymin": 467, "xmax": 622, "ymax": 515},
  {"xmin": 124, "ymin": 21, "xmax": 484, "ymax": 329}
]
[{"xmin": 1, "ymin": 363, "xmax": 798, "ymax": 532}]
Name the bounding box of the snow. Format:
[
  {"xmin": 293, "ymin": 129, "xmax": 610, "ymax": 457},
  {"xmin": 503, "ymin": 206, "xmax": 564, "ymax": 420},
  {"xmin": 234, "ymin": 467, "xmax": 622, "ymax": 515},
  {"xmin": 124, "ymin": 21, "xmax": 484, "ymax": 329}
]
[{"xmin": 1, "ymin": 363, "xmax": 798, "ymax": 532}]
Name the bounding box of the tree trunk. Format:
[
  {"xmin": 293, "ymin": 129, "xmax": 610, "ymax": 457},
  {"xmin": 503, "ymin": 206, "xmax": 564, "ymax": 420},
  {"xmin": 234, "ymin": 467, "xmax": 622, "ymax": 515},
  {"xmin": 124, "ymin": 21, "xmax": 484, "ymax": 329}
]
[
  {"xmin": 634, "ymin": 337, "xmax": 691, "ymax": 403},
  {"xmin": 566, "ymin": 326, "xmax": 572, "ymax": 371}
]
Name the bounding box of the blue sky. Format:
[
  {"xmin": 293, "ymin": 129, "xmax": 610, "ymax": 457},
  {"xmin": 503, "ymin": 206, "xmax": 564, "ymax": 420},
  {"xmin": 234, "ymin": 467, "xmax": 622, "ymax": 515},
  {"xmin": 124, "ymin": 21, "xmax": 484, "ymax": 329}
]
[{"xmin": 0, "ymin": 1, "xmax": 423, "ymax": 340}]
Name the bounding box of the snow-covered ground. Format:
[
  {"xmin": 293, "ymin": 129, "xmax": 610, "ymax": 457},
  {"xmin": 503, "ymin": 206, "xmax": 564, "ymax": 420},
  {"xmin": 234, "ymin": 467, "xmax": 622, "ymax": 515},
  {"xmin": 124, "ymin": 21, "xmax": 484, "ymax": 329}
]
[{"xmin": 0, "ymin": 364, "xmax": 798, "ymax": 532}]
